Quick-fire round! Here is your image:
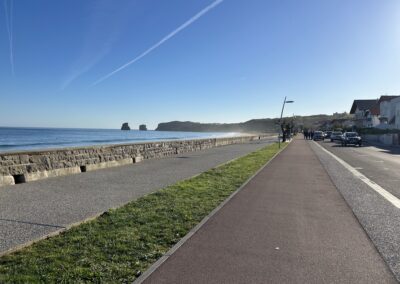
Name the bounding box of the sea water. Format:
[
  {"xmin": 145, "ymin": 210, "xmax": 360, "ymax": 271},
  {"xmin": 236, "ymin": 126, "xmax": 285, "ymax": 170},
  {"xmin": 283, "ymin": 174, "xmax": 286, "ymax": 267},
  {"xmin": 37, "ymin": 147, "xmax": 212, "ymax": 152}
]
[{"xmin": 0, "ymin": 127, "xmax": 238, "ymax": 153}]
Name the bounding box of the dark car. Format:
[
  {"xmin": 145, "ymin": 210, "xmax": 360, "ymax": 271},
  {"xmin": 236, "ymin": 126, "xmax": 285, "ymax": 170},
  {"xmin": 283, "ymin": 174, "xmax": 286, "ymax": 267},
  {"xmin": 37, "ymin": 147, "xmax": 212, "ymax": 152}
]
[
  {"xmin": 330, "ymin": 131, "xmax": 343, "ymax": 142},
  {"xmin": 324, "ymin": 131, "xmax": 332, "ymax": 139},
  {"xmin": 313, "ymin": 131, "xmax": 324, "ymax": 141},
  {"xmin": 341, "ymin": 132, "xmax": 362, "ymax": 147}
]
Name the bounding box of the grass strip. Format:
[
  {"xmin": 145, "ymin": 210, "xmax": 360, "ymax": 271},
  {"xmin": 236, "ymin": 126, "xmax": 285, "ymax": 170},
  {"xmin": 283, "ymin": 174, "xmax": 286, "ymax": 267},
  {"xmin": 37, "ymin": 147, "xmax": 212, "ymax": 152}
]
[{"xmin": 0, "ymin": 142, "xmax": 286, "ymax": 283}]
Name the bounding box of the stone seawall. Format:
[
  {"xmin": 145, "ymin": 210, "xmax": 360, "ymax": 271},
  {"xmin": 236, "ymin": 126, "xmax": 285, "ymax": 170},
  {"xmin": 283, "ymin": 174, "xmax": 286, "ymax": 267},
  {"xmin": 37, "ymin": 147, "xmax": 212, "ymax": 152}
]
[{"xmin": 0, "ymin": 135, "xmax": 271, "ymax": 187}]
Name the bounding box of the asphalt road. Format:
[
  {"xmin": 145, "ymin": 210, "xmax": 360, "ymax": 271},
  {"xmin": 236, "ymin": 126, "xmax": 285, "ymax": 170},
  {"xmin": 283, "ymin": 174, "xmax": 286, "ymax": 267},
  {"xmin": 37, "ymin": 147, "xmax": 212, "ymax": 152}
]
[
  {"xmin": 143, "ymin": 138, "xmax": 396, "ymax": 283},
  {"xmin": 316, "ymin": 140, "xmax": 400, "ymax": 199},
  {"xmin": 311, "ymin": 139, "xmax": 400, "ymax": 281},
  {"xmin": 0, "ymin": 139, "xmax": 274, "ymax": 254}
]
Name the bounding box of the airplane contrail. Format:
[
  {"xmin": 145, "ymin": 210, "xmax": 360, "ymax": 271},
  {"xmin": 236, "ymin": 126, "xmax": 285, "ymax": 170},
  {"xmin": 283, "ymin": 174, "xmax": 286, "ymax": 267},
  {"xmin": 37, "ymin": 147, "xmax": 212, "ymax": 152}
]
[
  {"xmin": 3, "ymin": 0, "xmax": 14, "ymax": 75},
  {"xmin": 92, "ymin": 0, "xmax": 224, "ymax": 86}
]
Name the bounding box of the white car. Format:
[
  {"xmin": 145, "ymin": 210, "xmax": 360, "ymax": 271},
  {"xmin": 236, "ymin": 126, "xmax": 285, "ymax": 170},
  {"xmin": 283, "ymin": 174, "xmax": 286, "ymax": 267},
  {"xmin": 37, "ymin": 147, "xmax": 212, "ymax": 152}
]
[{"xmin": 330, "ymin": 131, "xmax": 343, "ymax": 142}]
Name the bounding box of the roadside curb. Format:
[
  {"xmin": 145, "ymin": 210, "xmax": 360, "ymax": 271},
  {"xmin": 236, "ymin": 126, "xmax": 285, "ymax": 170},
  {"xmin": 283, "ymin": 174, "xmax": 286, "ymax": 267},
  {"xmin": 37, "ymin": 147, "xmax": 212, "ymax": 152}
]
[
  {"xmin": 134, "ymin": 141, "xmax": 291, "ymax": 284},
  {"xmin": 0, "ymin": 212, "xmax": 104, "ymax": 258}
]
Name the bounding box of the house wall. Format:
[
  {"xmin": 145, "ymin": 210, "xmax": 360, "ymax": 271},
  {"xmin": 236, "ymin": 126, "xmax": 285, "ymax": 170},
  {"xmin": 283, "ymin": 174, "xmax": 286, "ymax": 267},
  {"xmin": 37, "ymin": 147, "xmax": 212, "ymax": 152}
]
[
  {"xmin": 362, "ymin": 113, "xmax": 379, "ymax": 128},
  {"xmin": 353, "ymin": 108, "xmax": 365, "ymax": 128},
  {"xmin": 378, "ymin": 97, "xmax": 400, "ymax": 130},
  {"xmin": 378, "ymin": 100, "xmax": 397, "ymax": 128},
  {"xmin": 392, "ymin": 97, "xmax": 400, "ymax": 129},
  {"xmin": 369, "ymin": 115, "xmax": 380, "ymax": 127},
  {"xmin": 353, "ymin": 107, "xmax": 379, "ymax": 128},
  {"xmin": 380, "ymin": 101, "xmax": 391, "ymax": 121}
]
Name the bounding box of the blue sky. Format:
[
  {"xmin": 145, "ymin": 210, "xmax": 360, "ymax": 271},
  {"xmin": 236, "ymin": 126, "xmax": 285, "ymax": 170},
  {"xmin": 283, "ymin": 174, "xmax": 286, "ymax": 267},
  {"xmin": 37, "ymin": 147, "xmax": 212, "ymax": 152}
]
[{"xmin": 1, "ymin": 0, "xmax": 400, "ymax": 129}]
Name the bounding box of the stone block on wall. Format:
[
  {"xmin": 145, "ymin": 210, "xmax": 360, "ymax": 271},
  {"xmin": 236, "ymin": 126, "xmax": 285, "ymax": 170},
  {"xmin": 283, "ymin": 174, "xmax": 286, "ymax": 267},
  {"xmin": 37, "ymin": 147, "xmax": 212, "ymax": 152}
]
[
  {"xmin": 0, "ymin": 175, "xmax": 15, "ymax": 187},
  {"xmin": 84, "ymin": 158, "xmax": 133, "ymax": 172}
]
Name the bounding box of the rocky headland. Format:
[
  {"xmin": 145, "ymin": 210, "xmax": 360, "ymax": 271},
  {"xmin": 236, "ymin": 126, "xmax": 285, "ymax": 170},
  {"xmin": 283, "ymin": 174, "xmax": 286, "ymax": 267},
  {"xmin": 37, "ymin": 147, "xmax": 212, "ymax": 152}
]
[{"xmin": 155, "ymin": 113, "xmax": 353, "ymax": 133}]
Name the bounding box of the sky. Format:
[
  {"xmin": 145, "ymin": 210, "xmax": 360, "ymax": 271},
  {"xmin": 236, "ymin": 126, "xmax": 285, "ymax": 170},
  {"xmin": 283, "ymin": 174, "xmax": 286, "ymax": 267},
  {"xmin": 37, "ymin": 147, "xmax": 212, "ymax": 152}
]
[{"xmin": 1, "ymin": 0, "xmax": 400, "ymax": 129}]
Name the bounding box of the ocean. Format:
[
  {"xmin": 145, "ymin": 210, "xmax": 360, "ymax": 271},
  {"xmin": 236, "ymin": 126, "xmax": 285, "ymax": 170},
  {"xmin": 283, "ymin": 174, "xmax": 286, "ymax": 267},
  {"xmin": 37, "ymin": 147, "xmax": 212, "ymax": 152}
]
[{"xmin": 0, "ymin": 127, "xmax": 239, "ymax": 153}]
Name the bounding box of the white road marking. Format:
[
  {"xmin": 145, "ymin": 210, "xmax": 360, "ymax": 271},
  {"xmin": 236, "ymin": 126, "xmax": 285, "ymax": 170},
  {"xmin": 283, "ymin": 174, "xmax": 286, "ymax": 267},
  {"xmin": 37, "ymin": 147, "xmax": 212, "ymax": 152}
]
[
  {"xmin": 354, "ymin": 167, "xmax": 363, "ymax": 170},
  {"xmin": 314, "ymin": 142, "xmax": 400, "ymax": 209}
]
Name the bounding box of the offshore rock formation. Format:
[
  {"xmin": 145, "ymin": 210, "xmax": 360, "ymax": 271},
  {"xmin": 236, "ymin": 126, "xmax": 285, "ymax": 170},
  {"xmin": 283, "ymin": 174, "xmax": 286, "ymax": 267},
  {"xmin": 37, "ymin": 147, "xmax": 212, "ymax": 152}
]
[
  {"xmin": 139, "ymin": 124, "xmax": 147, "ymax": 131},
  {"xmin": 121, "ymin": 123, "xmax": 131, "ymax": 130}
]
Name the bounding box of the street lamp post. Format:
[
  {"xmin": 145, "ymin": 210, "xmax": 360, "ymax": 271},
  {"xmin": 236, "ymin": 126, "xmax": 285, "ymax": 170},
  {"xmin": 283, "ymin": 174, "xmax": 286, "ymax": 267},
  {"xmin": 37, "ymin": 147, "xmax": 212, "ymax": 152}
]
[{"xmin": 279, "ymin": 96, "xmax": 294, "ymax": 149}]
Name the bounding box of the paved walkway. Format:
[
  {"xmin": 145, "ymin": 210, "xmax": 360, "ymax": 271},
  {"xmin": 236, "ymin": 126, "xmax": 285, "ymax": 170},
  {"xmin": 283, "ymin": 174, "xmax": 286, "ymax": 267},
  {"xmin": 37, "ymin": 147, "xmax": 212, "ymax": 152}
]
[
  {"xmin": 0, "ymin": 139, "xmax": 274, "ymax": 254},
  {"xmin": 143, "ymin": 138, "xmax": 397, "ymax": 283}
]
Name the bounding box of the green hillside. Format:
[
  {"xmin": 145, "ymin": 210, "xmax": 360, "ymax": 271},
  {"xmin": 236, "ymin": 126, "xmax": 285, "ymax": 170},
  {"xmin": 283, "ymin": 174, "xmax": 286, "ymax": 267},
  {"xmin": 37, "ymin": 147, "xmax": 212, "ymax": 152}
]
[{"xmin": 156, "ymin": 113, "xmax": 353, "ymax": 133}]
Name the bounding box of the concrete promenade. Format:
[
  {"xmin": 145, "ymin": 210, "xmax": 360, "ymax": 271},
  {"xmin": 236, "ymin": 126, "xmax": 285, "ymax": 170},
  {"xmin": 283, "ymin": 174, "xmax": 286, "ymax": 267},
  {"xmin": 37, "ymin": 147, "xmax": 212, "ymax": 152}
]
[
  {"xmin": 0, "ymin": 139, "xmax": 274, "ymax": 254},
  {"xmin": 143, "ymin": 138, "xmax": 397, "ymax": 283}
]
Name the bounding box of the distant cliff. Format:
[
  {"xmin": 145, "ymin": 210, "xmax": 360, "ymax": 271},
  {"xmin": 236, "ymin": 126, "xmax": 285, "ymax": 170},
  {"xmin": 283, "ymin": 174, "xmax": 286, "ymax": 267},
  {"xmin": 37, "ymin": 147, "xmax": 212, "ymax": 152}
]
[
  {"xmin": 155, "ymin": 113, "xmax": 353, "ymax": 133},
  {"xmin": 156, "ymin": 120, "xmax": 278, "ymax": 133}
]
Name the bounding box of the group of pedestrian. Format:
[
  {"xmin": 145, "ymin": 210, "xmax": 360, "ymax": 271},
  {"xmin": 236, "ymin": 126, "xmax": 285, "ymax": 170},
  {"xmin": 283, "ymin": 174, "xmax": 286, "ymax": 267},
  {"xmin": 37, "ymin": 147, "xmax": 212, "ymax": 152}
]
[{"xmin": 303, "ymin": 130, "xmax": 314, "ymax": 140}]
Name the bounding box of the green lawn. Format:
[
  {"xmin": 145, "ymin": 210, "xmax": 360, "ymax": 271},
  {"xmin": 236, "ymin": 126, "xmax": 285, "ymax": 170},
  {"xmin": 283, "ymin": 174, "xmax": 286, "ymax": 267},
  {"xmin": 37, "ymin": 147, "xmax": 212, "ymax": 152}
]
[{"xmin": 0, "ymin": 142, "xmax": 286, "ymax": 283}]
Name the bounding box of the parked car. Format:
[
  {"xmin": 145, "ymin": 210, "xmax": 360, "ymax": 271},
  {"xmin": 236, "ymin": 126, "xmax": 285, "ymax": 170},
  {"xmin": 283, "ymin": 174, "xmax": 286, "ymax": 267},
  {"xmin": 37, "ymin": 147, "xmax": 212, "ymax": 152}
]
[
  {"xmin": 341, "ymin": 132, "xmax": 362, "ymax": 147},
  {"xmin": 313, "ymin": 131, "xmax": 324, "ymax": 141},
  {"xmin": 330, "ymin": 131, "xmax": 343, "ymax": 142},
  {"xmin": 325, "ymin": 131, "xmax": 333, "ymax": 139}
]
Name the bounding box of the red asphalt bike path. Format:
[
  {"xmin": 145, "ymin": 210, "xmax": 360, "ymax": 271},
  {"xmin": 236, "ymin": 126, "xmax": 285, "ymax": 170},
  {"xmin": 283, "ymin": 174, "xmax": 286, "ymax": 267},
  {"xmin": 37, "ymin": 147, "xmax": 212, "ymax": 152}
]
[{"xmin": 142, "ymin": 137, "xmax": 396, "ymax": 283}]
